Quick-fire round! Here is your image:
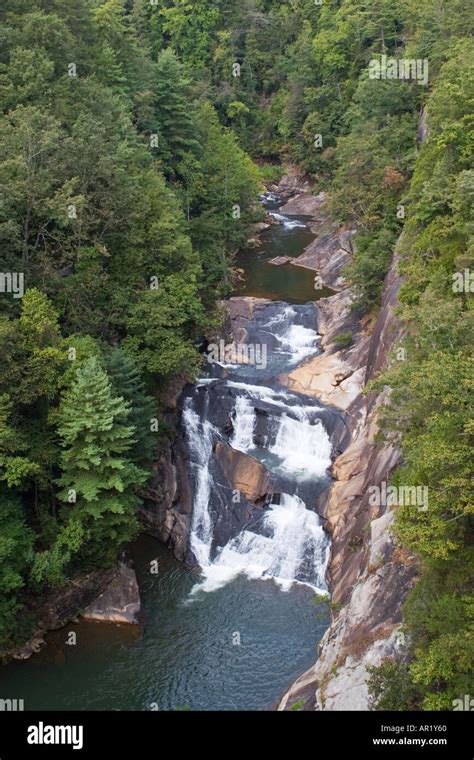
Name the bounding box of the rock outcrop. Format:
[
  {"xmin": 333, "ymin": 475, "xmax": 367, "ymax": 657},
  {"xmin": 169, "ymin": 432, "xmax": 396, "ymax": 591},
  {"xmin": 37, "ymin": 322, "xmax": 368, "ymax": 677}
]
[
  {"xmin": 82, "ymin": 563, "xmax": 141, "ymax": 625},
  {"xmin": 278, "ymin": 287, "xmax": 367, "ymax": 410},
  {"xmin": 277, "ymin": 202, "xmax": 416, "ymax": 711},
  {"xmin": 279, "ymin": 190, "xmax": 327, "ymax": 218},
  {"xmin": 214, "ymin": 442, "xmax": 272, "ymax": 505},
  {"xmin": 293, "ymin": 228, "xmax": 356, "ymax": 290},
  {"xmin": 137, "ymin": 374, "xmax": 196, "ymax": 564},
  {"xmin": 273, "ymin": 165, "xmax": 314, "ymax": 198},
  {"xmin": 268, "ymin": 256, "xmax": 293, "ymax": 266},
  {"xmin": 2, "ymin": 566, "xmax": 118, "ymax": 662},
  {"xmin": 137, "ymin": 437, "xmax": 194, "ymax": 564}
]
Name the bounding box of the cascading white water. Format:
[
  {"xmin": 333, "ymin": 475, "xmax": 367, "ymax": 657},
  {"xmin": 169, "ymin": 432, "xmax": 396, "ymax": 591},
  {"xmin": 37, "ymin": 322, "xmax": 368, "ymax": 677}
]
[
  {"xmin": 264, "ymin": 305, "xmax": 320, "ymax": 365},
  {"xmin": 185, "ymin": 301, "xmax": 333, "ymax": 598},
  {"xmin": 186, "ymin": 388, "xmax": 332, "ymax": 595},
  {"xmin": 227, "ymin": 382, "xmax": 330, "ymax": 479},
  {"xmin": 182, "ymin": 399, "xmax": 217, "ymax": 567},
  {"xmin": 192, "ymin": 494, "xmax": 329, "ymax": 595},
  {"xmin": 230, "ymin": 395, "xmax": 256, "ymax": 453},
  {"xmin": 278, "ymin": 323, "xmax": 320, "ymax": 363},
  {"xmin": 269, "ymin": 413, "xmax": 332, "ymax": 479}
]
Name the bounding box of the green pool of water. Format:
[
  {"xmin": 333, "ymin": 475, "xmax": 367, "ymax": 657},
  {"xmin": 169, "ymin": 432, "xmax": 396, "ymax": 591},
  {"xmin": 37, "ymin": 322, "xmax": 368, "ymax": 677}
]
[
  {"xmin": 0, "ymin": 537, "xmax": 329, "ymax": 711},
  {"xmin": 233, "ymin": 221, "xmax": 333, "ymax": 303}
]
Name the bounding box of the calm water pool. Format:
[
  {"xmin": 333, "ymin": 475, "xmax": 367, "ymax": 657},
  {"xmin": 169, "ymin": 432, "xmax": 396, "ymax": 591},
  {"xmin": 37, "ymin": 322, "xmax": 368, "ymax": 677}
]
[{"xmin": 0, "ymin": 537, "xmax": 329, "ymax": 711}]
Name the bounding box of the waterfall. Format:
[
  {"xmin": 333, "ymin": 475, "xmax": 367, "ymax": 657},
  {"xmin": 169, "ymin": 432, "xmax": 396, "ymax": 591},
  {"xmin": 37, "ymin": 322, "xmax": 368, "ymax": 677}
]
[
  {"xmin": 184, "ymin": 384, "xmax": 332, "ymax": 595},
  {"xmin": 269, "ymin": 413, "xmax": 332, "ymax": 479},
  {"xmin": 192, "ymin": 494, "xmax": 329, "ymax": 595},
  {"xmin": 183, "ymin": 298, "xmax": 336, "ymax": 598},
  {"xmin": 230, "ymin": 395, "xmax": 256, "ymax": 453},
  {"xmin": 227, "ymin": 383, "xmax": 331, "ymax": 479},
  {"xmin": 263, "ymin": 305, "xmax": 320, "ymax": 366},
  {"xmin": 182, "ymin": 398, "xmax": 217, "ymax": 567},
  {"xmin": 277, "ymin": 323, "xmax": 320, "ymax": 364}
]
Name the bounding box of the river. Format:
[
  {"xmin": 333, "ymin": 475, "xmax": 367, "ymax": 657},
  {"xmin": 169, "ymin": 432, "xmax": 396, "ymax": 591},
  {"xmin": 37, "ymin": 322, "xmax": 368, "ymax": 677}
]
[{"xmin": 0, "ymin": 195, "xmax": 339, "ymax": 711}]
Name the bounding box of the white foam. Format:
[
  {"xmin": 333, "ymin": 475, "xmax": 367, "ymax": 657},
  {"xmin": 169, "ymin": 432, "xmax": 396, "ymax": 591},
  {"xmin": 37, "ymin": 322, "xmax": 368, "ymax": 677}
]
[
  {"xmin": 183, "ymin": 400, "xmax": 217, "ymax": 567},
  {"xmin": 269, "ymin": 415, "xmax": 332, "ymax": 479},
  {"xmin": 270, "ymin": 212, "xmax": 307, "ymax": 230},
  {"xmin": 192, "ymin": 494, "xmax": 329, "ymax": 595},
  {"xmin": 276, "ymin": 323, "xmax": 320, "ymax": 363},
  {"xmin": 230, "ymin": 396, "xmax": 256, "ymax": 453}
]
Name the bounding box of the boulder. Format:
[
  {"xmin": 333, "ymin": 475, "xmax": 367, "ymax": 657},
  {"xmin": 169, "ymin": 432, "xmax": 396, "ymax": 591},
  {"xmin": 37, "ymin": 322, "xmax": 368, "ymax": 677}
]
[
  {"xmin": 279, "ymin": 346, "xmax": 369, "ymax": 410},
  {"xmin": 82, "ymin": 563, "xmax": 141, "ymax": 625},
  {"xmin": 293, "ymin": 228, "xmax": 356, "ymax": 289},
  {"xmin": 11, "ymin": 636, "xmax": 45, "ymax": 661},
  {"xmin": 279, "ymin": 191, "xmax": 326, "ymax": 217},
  {"xmin": 214, "ymin": 441, "xmax": 272, "ymax": 505},
  {"xmin": 276, "ymin": 167, "xmax": 313, "ymax": 198},
  {"xmin": 268, "ymin": 256, "xmax": 292, "ymax": 266}
]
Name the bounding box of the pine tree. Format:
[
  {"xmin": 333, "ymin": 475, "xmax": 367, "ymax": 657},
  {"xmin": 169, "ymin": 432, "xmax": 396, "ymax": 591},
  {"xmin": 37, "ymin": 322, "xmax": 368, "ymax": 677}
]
[
  {"xmin": 52, "ymin": 357, "xmax": 145, "ymax": 574},
  {"xmin": 104, "ymin": 348, "xmax": 156, "ymax": 466},
  {"xmin": 151, "ymin": 48, "xmax": 201, "ymax": 177}
]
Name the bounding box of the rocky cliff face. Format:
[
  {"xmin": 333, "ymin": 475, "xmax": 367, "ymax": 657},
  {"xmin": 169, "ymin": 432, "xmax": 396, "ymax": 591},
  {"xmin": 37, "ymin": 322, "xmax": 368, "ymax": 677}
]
[
  {"xmin": 277, "ymin": 212, "xmax": 417, "ymax": 710},
  {"xmin": 136, "ymin": 371, "xmax": 196, "ymax": 564}
]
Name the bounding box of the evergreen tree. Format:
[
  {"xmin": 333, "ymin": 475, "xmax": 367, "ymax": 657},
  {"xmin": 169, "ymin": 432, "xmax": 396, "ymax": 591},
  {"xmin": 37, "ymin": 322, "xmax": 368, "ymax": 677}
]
[
  {"xmin": 33, "ymin": 357, "xmax": 145, "ymax": 582},
  {"xmin": 104, "ymin": 348, "xmax": 156, "ymax": 466},
  {"xmin": 149, "ymin": 48, "xmax": 201, "ymax": 177}
]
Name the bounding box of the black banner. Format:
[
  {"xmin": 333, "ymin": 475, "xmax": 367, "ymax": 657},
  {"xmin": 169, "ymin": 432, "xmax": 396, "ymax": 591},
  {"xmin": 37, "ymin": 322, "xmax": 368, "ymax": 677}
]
[{"xmin": 0, "ymin": 710, "xmax": 471, "ymax": 757}]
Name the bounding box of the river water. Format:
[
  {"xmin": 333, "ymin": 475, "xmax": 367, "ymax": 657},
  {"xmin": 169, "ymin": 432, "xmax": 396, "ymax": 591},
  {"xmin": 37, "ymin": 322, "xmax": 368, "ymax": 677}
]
[
  {"xmin": 233, "ymin": 194, "xmax": 334, "ymax": 303},
  {"xmin": 0, "ymin": 197, "xmax": 336, "ymax": 711}
]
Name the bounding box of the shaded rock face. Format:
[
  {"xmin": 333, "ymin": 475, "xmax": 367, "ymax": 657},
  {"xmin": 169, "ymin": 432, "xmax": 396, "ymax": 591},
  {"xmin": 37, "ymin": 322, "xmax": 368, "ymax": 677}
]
[
  {"xmin": 82, "ymin": 564, "xmax": 141, "ymax": 625},
  {"xmin": 1, "ymin": 566, "xmax": 117, "ymax": 662},
  {"xmin": 277, "ymin": 206, "xmax": 416, "ymax": 711},
  {"xmin": 137, "ymin": 374, "xmax": 196, "ymax": 564},
  {"xmin": 292, "ymin": 228, "xmax": 356, "ymax": 290},
  {"xmin": 137, "ymin": 433, "xmax": 194, "ymax": 564}
]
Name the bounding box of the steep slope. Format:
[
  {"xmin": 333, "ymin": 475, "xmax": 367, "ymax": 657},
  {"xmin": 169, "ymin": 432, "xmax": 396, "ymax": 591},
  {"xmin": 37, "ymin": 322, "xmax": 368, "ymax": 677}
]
[{"xmin": 274, "ymin": 191, "xmax": 417, "ymax": 710}]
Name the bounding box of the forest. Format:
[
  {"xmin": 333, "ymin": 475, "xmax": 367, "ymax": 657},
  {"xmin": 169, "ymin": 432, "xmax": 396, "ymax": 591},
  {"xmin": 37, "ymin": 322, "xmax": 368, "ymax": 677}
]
[{"xmin": 0, "ymin": 0, "xmax": 472, "ymax": 712}]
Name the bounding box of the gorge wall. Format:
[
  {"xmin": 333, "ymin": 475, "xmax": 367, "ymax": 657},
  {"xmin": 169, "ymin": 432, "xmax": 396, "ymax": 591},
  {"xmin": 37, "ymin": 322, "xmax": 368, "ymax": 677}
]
[{"xmin": 276, "ymin": 188, "xmax": 417, "ymax": 711}]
